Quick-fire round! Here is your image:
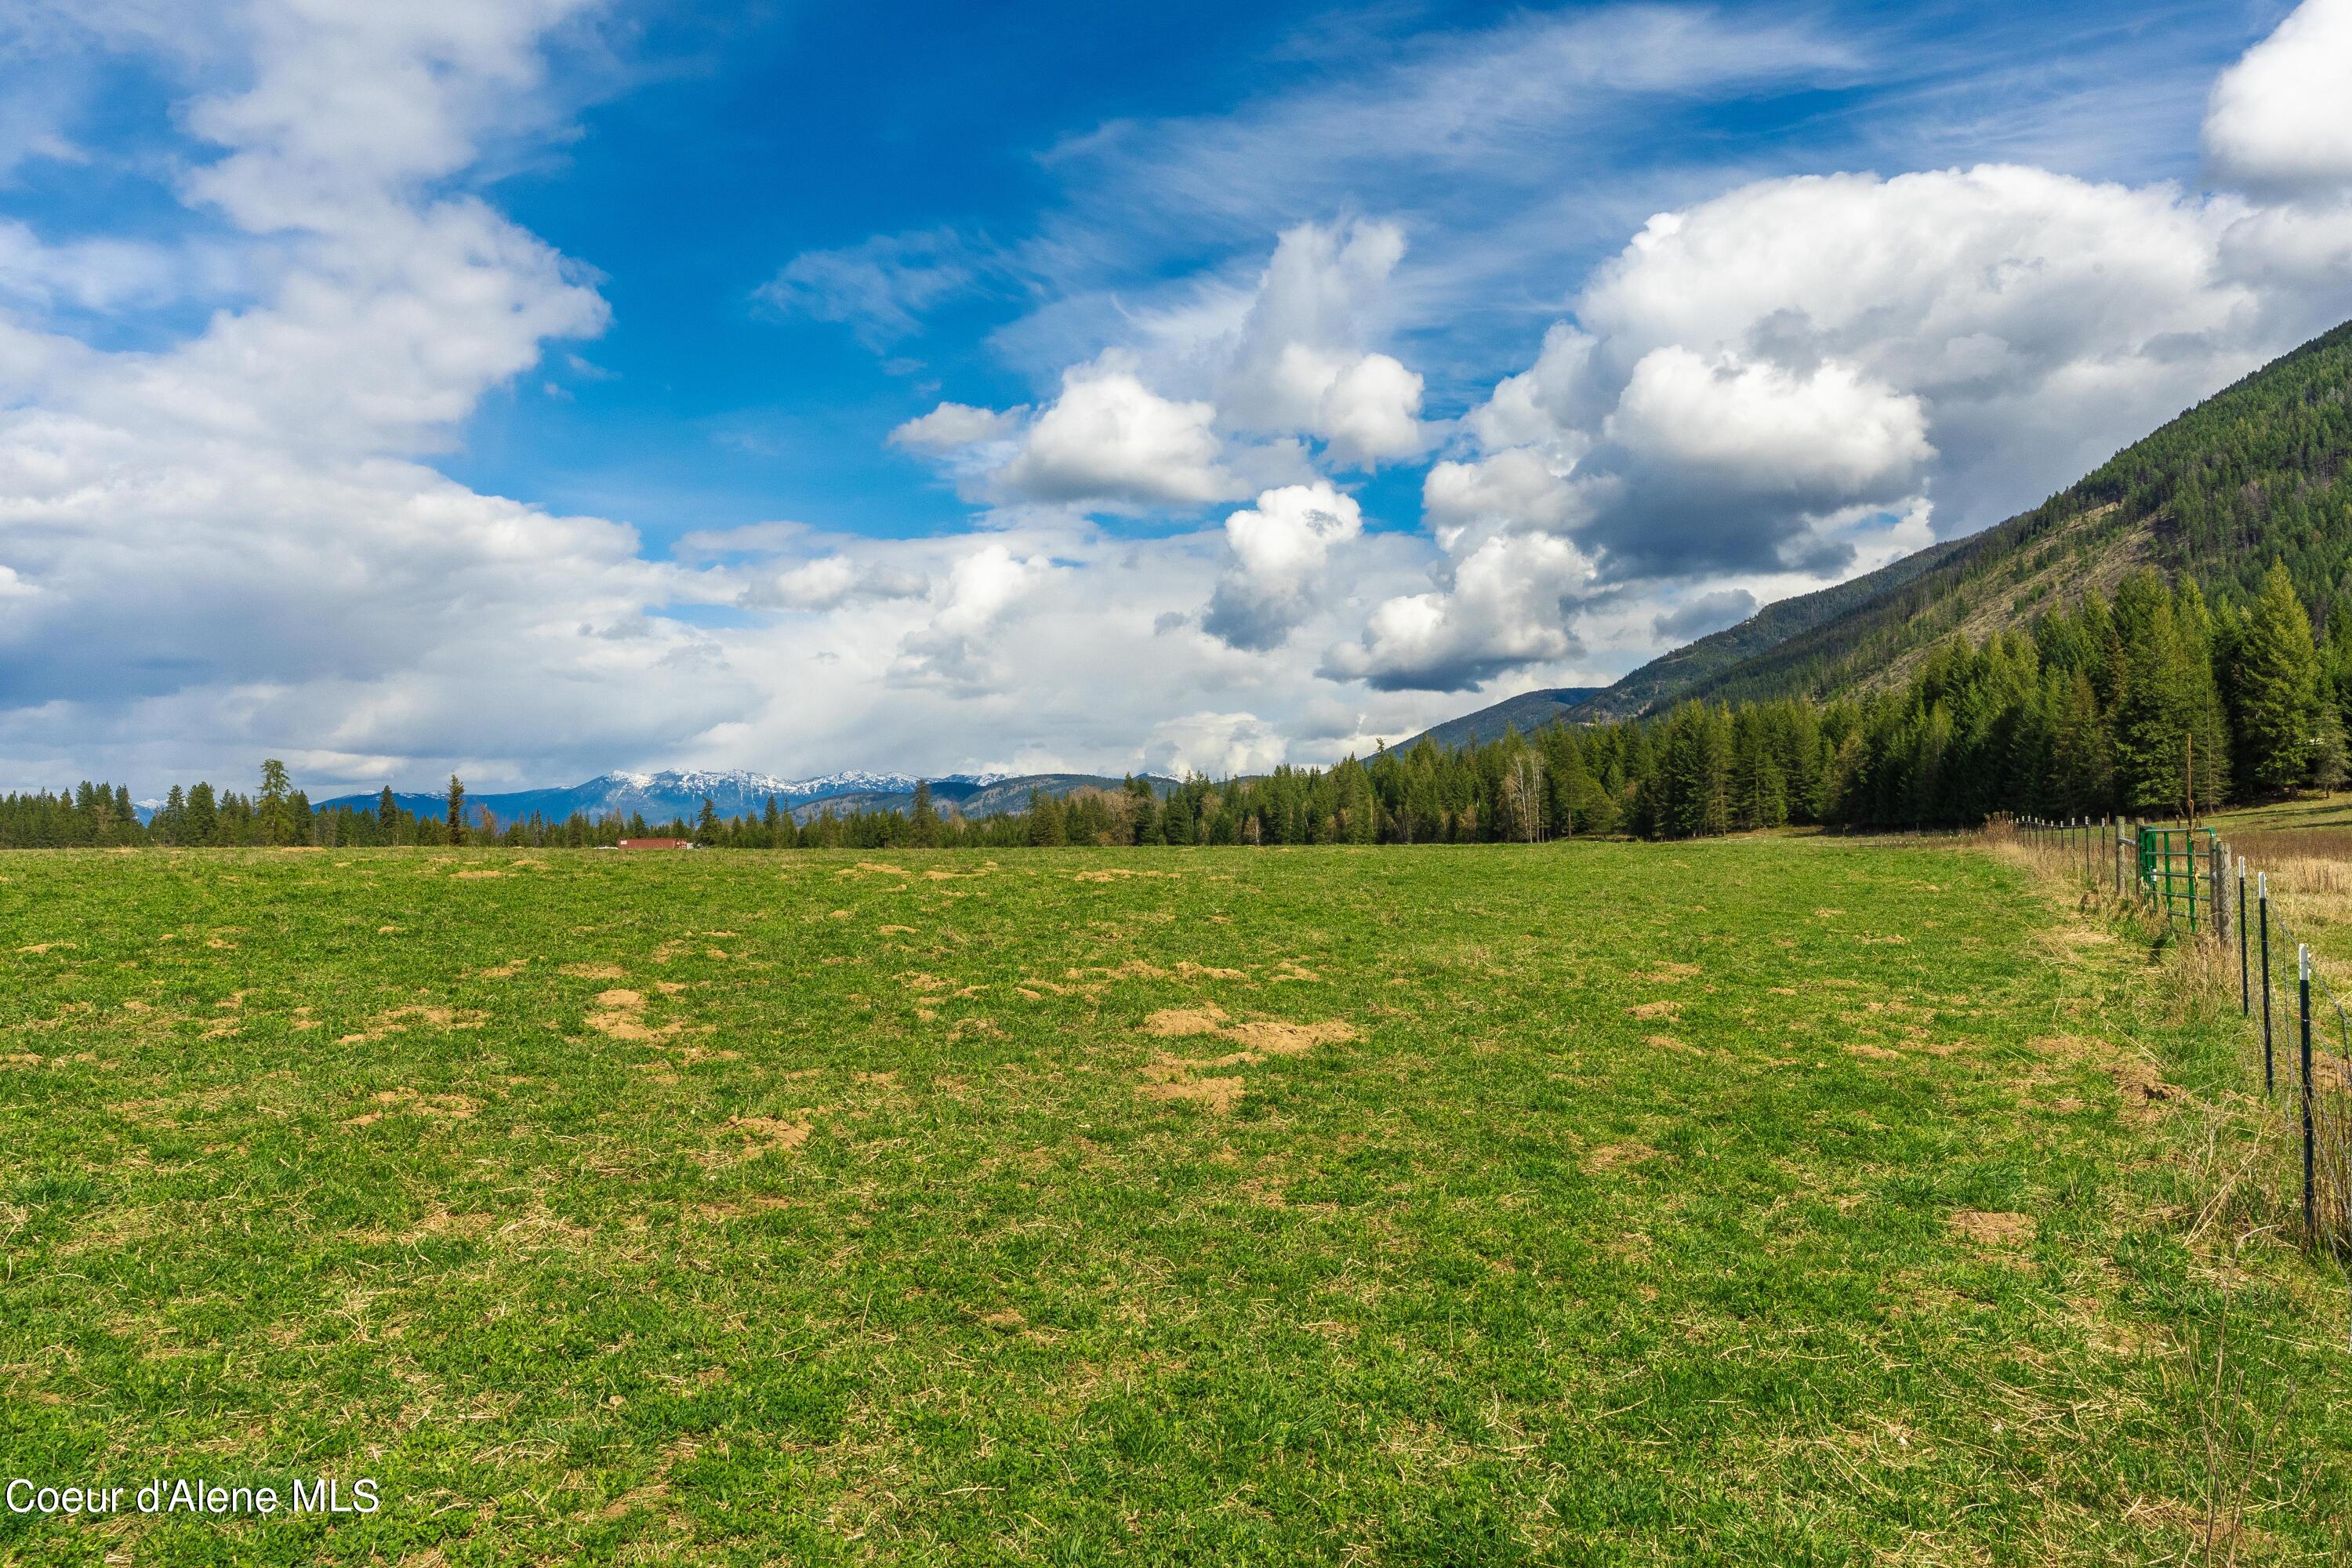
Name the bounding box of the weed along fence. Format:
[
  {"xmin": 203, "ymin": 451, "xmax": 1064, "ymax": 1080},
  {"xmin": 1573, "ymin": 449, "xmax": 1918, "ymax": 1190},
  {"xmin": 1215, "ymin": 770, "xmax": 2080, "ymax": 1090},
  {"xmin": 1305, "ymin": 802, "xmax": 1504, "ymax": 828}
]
[{"xmin": 2014, "ymin": 815, "xmax": 2352, "ymax": 1257}]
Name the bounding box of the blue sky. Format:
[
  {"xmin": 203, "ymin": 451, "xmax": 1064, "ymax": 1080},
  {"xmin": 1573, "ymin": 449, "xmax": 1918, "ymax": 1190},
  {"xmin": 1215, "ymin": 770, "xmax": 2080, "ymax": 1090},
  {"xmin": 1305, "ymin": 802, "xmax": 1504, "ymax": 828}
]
[
  {"xmin": 0, "ymin": 0, "xmax": 2346, "ymax": 793},
  {"xmin": 448, "ymin": 0, "xmax": 2251, "ymax": 545}
]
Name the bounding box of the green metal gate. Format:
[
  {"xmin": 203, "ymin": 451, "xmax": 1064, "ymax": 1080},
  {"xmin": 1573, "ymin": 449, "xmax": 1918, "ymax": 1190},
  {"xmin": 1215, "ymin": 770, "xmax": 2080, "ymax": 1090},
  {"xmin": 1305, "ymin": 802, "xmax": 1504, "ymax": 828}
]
[{"xmin": 2139, "ymin": 825, "xmax": 2220, "ymax": 933}]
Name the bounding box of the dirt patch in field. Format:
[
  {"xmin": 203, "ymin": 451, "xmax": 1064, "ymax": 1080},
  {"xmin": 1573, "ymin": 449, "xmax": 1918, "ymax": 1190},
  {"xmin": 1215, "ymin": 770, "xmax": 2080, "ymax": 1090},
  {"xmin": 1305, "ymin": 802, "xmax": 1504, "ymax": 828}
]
[
  {"xmin": 1949, "ymin": 1209, "xmax": 2037, "ymax": 1246},
  {"xmin": 1846, "ymin": 1042, "xmax": 1904, "ymax": 1062},
  {"xmin": 452, "ymin": 869, "xmax": 505, "ymax": 880},
  {"xmin": 477, "ymin": 959, "xmax": 531, "ymax": 979},
  {"xmin": 346, "ymin": 1087, "xmax": 480, "ymax": 1127},
  {"xmin": 1223, "ymin": 1018, "xmax": 1359, "ymax": 1056},
  {"xmin": 2035, "ymin": 1033, "xmax": 2180, "ymax": 1120},
  {"xmin": 1145, "ymin": 1005, "xmax": 1229, "ymax": 1037},
  {"xmin": 1642, "ymin": 962, "xmax": 1702, "ymax": 983},
  {"xmin": 1068, "ymin": 959, "xmax": 1174, "ymax": 981},
  {"xmin": 1271, "ymin": 959, "xmax": 1323, "ymax": 982},
  {"xmin": 16, "ymin": 942, "xmax": 74, "ymax": 954},
  {"xmin": 1588, "ymin": 1142, "xmax": 1657, "ymax": 1172},
  {"xmin": 562, "ymin": 963, "xmax": 627, "ymax": 980},
  {"xmin": 1138, "ymin": 1073, "xmax": 1244, "ymax": 1114},
  {"xmin": 877, "ymin": 924, "xmax": 916, "ymax": 935},
  {"xmin": 1174, "ymin": 961, "xmax": 1246, "ymax": 980},
  {"xmin": 1626, "ymin": 1000, "xmax": 1679, "ymax": 1021},
  {"xmin": 2103, "ymin": 1058, "xmax": 2180, "ymax": 1119},
  {"xmin": 720, "ymin": 1116, "xmax": 811, "ymax": 1157},
  {"xmin": 339, "ymin": 1005, "xmax": 487, "ymax": 1045},
  {"xmin": 1644, "ymin": 1034, "xmax": 1705, "ymax": 1058},
  {"xmin": 585, "ymin": 989, "xmax": 683, "ymax": 1043},
  {"xmin": 1073, "ymin": 868, "xmax": 1181, "ymax": 883}
]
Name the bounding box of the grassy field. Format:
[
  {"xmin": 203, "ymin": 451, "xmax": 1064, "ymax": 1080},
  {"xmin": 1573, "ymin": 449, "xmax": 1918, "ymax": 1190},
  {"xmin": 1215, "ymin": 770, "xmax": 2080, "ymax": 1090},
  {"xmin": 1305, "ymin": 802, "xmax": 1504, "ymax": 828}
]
[{"xmin": 2, "ymin": 841, "xmax": 2348, "ymax": 1564}]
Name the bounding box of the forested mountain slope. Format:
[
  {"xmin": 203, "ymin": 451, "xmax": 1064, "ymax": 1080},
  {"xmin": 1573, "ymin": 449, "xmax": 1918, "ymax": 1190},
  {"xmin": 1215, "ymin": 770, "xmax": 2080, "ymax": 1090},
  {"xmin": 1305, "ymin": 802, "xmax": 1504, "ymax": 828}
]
[
  {"xmin": 1642, "ymin": 318, "xmax": 2352, "ymax": 711},
  {"xmin": 1571, "ymin": 538, "xmax": 1975, "ymax": 720},
  {"xmin": 1399, "ymin": 686, "xmax": 1604, "ymax": 751}
]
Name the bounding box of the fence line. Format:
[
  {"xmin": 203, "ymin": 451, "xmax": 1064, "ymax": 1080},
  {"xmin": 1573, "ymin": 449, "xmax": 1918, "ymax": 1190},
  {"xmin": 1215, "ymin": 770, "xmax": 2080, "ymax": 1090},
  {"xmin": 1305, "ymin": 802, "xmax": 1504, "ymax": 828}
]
[{"xmin": 2009, "ymin": 813, "xmax": 2352, "ymax": 1257}]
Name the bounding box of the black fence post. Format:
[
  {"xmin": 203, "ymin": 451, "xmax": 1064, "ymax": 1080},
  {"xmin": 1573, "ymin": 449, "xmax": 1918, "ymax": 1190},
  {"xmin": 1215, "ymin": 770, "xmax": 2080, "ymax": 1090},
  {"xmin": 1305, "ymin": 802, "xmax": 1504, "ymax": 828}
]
[
  {"xmin": 2301, "ymin": 944, "xmax": 2316, "ymax": 1243},
  {"xmin": 2259, "ymin": 873, "xmax": 2274, "ymax": 1095},
  {"xmin": 2238, "ymin": 857, "xmax": 2249, "ymax": 1016}
]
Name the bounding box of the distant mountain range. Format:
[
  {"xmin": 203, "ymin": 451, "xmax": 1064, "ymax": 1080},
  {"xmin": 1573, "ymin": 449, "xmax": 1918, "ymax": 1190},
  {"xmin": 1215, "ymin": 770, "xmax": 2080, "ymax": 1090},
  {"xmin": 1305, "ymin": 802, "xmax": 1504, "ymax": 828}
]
[
  {"xmin": 306, "ymin": 768, "xmax": 1170, "ymax": 827},
  {"xmin": 1396, "ymin": 688, "xmax": 1605, "ymax": 752}
]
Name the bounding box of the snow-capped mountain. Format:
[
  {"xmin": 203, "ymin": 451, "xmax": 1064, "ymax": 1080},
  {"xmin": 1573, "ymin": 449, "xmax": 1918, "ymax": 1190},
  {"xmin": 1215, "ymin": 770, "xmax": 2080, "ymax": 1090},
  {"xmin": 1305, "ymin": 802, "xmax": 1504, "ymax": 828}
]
[{"xmin": 307, "ymin": 767, "xmax": 1087, "ymax": 828}]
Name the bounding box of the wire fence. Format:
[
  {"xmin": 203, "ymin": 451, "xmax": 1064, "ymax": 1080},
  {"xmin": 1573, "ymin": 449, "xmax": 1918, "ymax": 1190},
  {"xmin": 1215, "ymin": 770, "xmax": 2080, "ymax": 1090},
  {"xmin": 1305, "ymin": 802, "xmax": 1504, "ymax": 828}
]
[{"xmin": 2012, "ymin": 813, "xmax": 2352, "ymax": 1256}]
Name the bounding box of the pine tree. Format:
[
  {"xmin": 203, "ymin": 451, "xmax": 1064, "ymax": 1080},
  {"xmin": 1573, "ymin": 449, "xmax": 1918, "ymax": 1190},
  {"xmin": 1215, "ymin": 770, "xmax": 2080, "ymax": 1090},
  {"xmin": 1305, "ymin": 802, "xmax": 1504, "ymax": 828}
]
[
  {"xmin": 447, "ymin": 775, "xmax": 467, "ymax": 846},
  {"xmin": 2230, "ymin": 560, "xmax": 2323, "ymax": 796},
  {"xmin": 694, "ymin": 797, "xmax": 721, "ymax": 845},
  {"xmin": 187, "ymin": 782, "xmax": 218, "ymax": 844},
  {"xmin": 258, "ymin": 758, "xmax": 292, "ymax": 845},
  {"xmin": 909, "ymin": 780, "xmax": 941, "ymax": 848}
]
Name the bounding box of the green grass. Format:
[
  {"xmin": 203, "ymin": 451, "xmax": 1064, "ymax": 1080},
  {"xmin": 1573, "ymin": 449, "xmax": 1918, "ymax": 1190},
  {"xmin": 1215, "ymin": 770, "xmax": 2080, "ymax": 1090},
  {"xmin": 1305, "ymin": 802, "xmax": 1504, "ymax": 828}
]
[{"xmin": 2, "ymin": 842, "xmax": 2347, "ymax": 1564}]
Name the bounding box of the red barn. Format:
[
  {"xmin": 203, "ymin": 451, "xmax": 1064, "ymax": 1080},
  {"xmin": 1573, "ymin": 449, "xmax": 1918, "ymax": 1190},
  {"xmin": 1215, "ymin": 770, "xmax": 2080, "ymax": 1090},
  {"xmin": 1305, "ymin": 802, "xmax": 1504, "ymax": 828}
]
[{"xmin": 616, "ymin": 837, "xmax": 695, "ymax": 850}]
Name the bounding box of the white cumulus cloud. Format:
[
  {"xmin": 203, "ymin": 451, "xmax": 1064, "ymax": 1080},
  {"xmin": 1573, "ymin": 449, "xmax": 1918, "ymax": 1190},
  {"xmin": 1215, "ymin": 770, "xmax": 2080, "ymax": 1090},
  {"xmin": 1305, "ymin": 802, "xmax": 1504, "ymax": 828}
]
[
  {"xmin": 2205, "ymin": 0, "xmax": 2352, "ymax": 198},
  {"xmin": 1200, "ymin": 481, "xmax": 1365, "ymax": 651}
]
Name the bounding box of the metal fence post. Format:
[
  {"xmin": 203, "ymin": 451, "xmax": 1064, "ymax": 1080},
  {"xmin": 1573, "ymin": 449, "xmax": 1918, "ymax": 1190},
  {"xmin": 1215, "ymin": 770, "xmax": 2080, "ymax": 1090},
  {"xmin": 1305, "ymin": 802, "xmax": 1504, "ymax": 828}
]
[
  {"xmin": 2238, "ymin": 857, "xmax": 2249, "ymax": 1015},
  {"xmin": 2301, "ymin": 944, "xmax": 2316, "ymax": 1243},
  {"xmin": 2259, "ymin": 873, "xmax": 2274, "ymax": 1094}
]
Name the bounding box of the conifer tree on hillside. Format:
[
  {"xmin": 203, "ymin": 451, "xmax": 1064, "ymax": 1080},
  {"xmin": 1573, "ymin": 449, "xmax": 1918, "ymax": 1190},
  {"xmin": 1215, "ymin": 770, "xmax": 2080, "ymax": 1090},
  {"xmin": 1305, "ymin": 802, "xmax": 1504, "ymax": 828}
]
[
  {"xmin": 909, "ymin": 780, "xmax": 940, "ymax": 848},
  {"xmin": 2176, "ymin": 581, "xmax": 2231, "ymax": 810},
  {"xmin": 258, "ymin": 758, "xmax": 292, "ymax": 845},
  {"xmin": 694, "ymin": 797, "xmax": 721, "ymax": 845},
  {"xmin": 378, "ymin": 786, "xmax": 397, "ymax": 833},
  {"xmin": 2228, "ymin": 561, "xmax": 2324, "ymax": 795},
  {"xmin": 447, "ymin": 775, "xmax": 466, "ymax": 846},
  {"xmin": 186, "ymin": 782, "xmax": 218, "ymax": 844},
  {"xmin": 1026, "ymin": 788, "xmax": 1067, "ymax": 846},
  {"xmin": 2111, "ymin": 572, "xmax": 2198, "ymax": 814}
]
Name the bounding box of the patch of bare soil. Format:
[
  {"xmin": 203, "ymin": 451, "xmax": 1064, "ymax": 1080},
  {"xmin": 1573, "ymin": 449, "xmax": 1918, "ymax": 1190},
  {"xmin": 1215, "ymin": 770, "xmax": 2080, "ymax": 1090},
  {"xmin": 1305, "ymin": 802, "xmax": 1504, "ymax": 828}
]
[
  {"xmin": 339, "ymin": 1004, "xmax": 488, "ymax": 1045},
  {"xmin": 2103, "ymin": 1058, "xmax": 2180, "ymax": 1119},
  {"xmin": 720, "ymin": 1116, "xmax": 811, "ymax": 1157},
  {"xmin": 1587, "ymin": 1142, "xmax": 1657, "ymax": 1172},
  {"xmin": 1641, "ymin": 962, "xmax": 1702, "ymax": 983},
  {"xmin": 345, "ymin": 1087, "xmax": 480, "ymax": 1127},
  {"xmin": 562, "ymin": 963, "xmax": 627, "ymax": 979},
  {"xmin": 1846, "ymin": 1042, "xmax": 1904, "ymax": 1062},
  {"xmin": 1138, "ymin": 1073, "xmax": 1244, "ymax": 1114},
  {"xmin": 585, "ymin": 989, "xmax": 683, "ymax": 1043},
  {"xmin": 452, "ymin": 869, "xmax": 505, "ymax": 880},
  {"xmin": 477, "ymin": 959, "xmax": 530, "ymax": 979},
  {"xmin": 1948, "ymin": 1209, "xmax": 2037, "ymax": 1246},
  {"xmin": 1174, "ymin": 961, "xmax": 1247, "ymax": 979},
  {"xmin": 1145, "ymin": 1005, "xmax": 1229, "ymax": 1037},
  {"xmin": 1222, "ymin": 1018, "xmax": 1359, "ymax": 1056},
  {"xmin": 1067, "ymin": 959, "xmax": 1173, "ymax": 980},
  {"xmin": 1626, "ymin": 1000, "xmax": 1679, "ymax": 1021},
  {"xmin": 1073, "ymin": 868, "xmax": 1181, "ymax": 883}
]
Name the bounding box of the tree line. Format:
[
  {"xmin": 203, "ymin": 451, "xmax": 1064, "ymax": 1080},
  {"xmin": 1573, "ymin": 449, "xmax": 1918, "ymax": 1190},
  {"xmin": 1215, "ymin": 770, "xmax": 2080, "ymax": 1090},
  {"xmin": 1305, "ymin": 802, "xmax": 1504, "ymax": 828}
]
[{"xmin": 6, "ymin": 557, "xmax": 2343, "ymax": 850}]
